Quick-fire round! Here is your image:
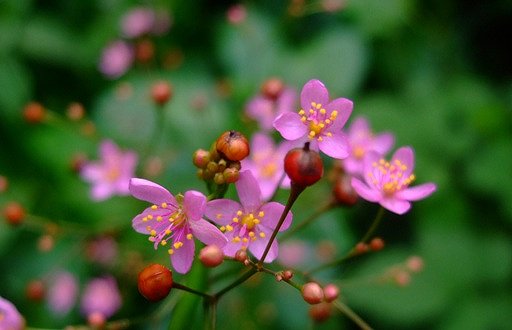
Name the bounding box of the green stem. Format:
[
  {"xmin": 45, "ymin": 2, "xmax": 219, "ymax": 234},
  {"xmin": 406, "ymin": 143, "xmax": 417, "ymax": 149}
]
[
  {"xmin": 258, "ymin": 183, "xmax": 304, "ymax": 266},
  {"xmin": 214, "ymin": 268, "xmax": 258, "ymax": 300},
  {"xmin": 306, "ymin": 207, "xmax": 386, "ymax": 275},
  {"xmin": 172, "ymin": 282, "xmax": 213, "ymax": 299},
  {"xmin": 333, "ymin": 300, "xmax": 373, "ymax": 330},
  {"xmin": 280, "ymin": 200, "xmax": 335, "ymax": 241}
]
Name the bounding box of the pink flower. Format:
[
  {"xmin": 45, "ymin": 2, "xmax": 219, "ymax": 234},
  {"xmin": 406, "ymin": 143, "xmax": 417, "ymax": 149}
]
[
  {"xmin": 343, "ymin": 117, "xmax": 395, "ymax": 176},
  {"xmin": 241, "ymin": 133, "xmax": 292, "ymax": 200},
  {"xmin": 205, "ymin": 171, "xmax": 293, "ymax": 262},
  {"xmin": 81, "ymin": 140, "xmax": 137, "ymax": 201},
  {"xmin": 121, "ymin": 7, "xmax": 171, "ymax": 38},
  {"xmin": 273, "ymin": 79, "xmax": 353, "ymax": 159},
  {"xmin": 47, "ymin": 271, "xmax": 79, "ymax": 317},
  {"xmin": 351, "ymin": 147, "xmax": 437, "ymax": 214},
  {"xmin": 0, "ymin": 296, "xmax": 24, "ymax": 330},
  {"xmin": 80, "ymin": 276, "xmax": 121, "ymax": 319},
  {"xmin": 98, "ymin": 40, "xmax": 134, "ymax": 79},
  {"xmin": 245, "ymin": 87, "xmax": 296, "ymax": 131},
  {"xmin": 130, "ymin": 178, "xmax": 227, "ymax": 274}
]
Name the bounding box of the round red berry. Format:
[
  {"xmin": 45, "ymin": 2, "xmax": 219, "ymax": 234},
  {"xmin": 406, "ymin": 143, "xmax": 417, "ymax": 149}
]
[{"xmin": 138, "ymin": 264, "xmax": 173, "ymax": 302}]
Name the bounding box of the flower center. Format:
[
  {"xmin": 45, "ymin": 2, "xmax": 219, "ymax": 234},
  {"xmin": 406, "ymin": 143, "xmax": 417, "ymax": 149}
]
[
  {"xmin": 299, "ymin": 102, "xmax": 337, "ymax": 141},
  {"xmin": 369, "ymin": 158, "xmax": 415, "ymax": 196},
  {"xmin": 220, "ymin": 210, "xmax": 267, "ymax": 248},
  {"xmin": 353, "ymin": 146, "xmax": 365, "ymax": 159},
  {"xmin": 260, "ymin": 162, "xmax": 277, "ymax": 178},
  {"xmin": 105, "ymin": 167, "xmax": 120, "ymax": 181}
]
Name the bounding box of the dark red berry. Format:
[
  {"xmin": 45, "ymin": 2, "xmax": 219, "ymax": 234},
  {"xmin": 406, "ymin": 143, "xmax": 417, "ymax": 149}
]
[
  {"xmin": 151, "ymin": 81, "xmax": 173, "ymax": 105},
  {"xmin": 284, "ymin": 143, "xmax": 323, "ymax": 187}
]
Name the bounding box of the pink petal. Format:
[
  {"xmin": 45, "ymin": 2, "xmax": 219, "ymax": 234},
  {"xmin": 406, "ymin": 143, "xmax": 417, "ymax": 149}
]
[
  {"xmin": 183, "ymin": 190, "xmax": 206, "ymax": 220},
  {"xmin": 318, "ymin": 132, "xmax": 349, "ymax": 159},
  {"xmin": 236, "ymin": 171, "xmax": 262, "ymax": 212},
  {"xmin": 100, "ymin": 140, "xmax": 118, "ymax": 159},
  {"xmin": 249, "ymin": 236, "xmax": 278, "ymax": 263},
  {"xmin": 324, "ymin": 98, "xmax": 353, "ymax": 131},
  {"xmin": 250, "ymin": 133, "xmax": 274, "ymax": 155},
  {"xmin": 190, "ymin": 218, "xmax": 228, "ymax": 248},
  {"xmin": 363, "ymin": 152, "xmax": 382, "ymax": 186},
  {"xmin": 380, "ymin": 198, "xmax": 411, "ymax": 215},
  {"xmin": 80, "ymin": 164, "xmax": 103, "ymax": 182},
  {"xmin": 170, "ymin": 238, "xmax": 195, "ymax": 274},
  {"xmin": 300, "ymin": 79, "xmax": 329, "ymax": 111},
  {"xmin": 259, "ymin": 202, "xmax": 292, "ymax": 232},
  {"xmin": 273, "ymin": 112, "xmax": 307, "ymax": 140},
  {"xmin": 348, "ymin": 117, "xmax": 369, "ymax": 136},
  {"xmin": 392, "ymin": 147, "xmax": 415, "ymax": 175},
  {"xmin": 222, "ymin": 233, "xmax": 244, "ymax": 258},
  {"xmin": 91, "ymin": 183, "xmax": 115, "ymax": 201},
  {"xmin": 132, "ymin": 208, "xmax": 171, "ymax": 234},
  {"xmin": 351, "ymin": 178, "xmax": 381, "ymax": 202},
  {"xmin": 205, "ymin": 199, "xmax": 241, "ymax": 225},
  {"xmin": 129, "ymin": 178, "xmax": 176, "ymax": 205},
  {"xmin": 396, "ymin": 183, "xmax": 436, "ymax": 201},
  {"xmin": 373, "ymin": 132, "xmax": 395, "ymax": 155}
]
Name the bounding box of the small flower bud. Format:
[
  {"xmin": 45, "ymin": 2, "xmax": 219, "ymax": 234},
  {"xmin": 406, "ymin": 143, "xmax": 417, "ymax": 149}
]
[
  {"xmin": 406, "ymin": 256, "xmax": 424, "ymax": 273},
  {"xmin": 216, "ymin": 130, "xmax": 250, "ymax": 161},
  {"xmin": 0, "ymin": 175, "xmax": 8, "ymax": 193},
  {"xmin": 66, "ymin": 102, "xmax": 85, "ymax": 121},
  {"xmin": 135, "ymin": 38, "xmax": 154, "ymax": 63},
  {"xmin": 394, "ymin": 270, "xmax": 411, "ymax": 287},
  {"xmin": 302, "ymin": 282, "xmax": 324, "ymax": 305},
  {"xmin": 3, "ymin": 201, "xmax": 25, "ymax": 226},
  {"xmin": 213, "ymin": 172, "xmax": 226, "ymax": 185},
  {"xmin": 332, "ymin": 176, "xmax": 358, "ymax": 206},
  {"xmin": 323, "ymin": 284, "xmax": 339, "ymax": 302},
  {"xmin": 26, "ymin": 280, "xmax": 45, "ymax": 301},
  {"xmin": 261, "ymin": 77, "xmax": 284, "ymax": 100},
  {"xmin": 206, "ymin": 161, "xmax": 219, "ymax": 173},
  {"xmin": 369, "ymin": 237, "xmax": 385, "ymax": 251},
  {"xmin": 234, "ymin": 249, "xmax": 248, "ymax": 263},
  {"xmin": 23, "ymin": 101, "xmax": 46, "ymax": 123},
  {"xmin": 138, "ymin": 264, "xmax": 173, "ymax": 302},
  {"xmin": 151, "ymin": 81, "xmax": 173, "ymax": 105},
  {"xmin": 355, "ymin": 242, "xmax": 368, "ymax": 255},
  {"xmin": 309, "ymin": 302, "xmax": 332, "ymax": 322},
  {"xmin": 284, "ymin": 142, "xmax": 324, "ymax": 187},
  {"xmin": 37, "ymin": 234, "xmax": 55, "ymax": 252},
  {"xmin": 199, "ymin": 245, "xmax": 224, "ymax": 268},
  {"xmin": 282, "ymin": 270, "xmax": 293, "ymax": 281},
  {"xmin": 223, "ymin": 167, "xmax": 240, "ymax": 183},
  {"xmin": 87, "ymin": 311, "xmax": 106, "ymax": 328}
]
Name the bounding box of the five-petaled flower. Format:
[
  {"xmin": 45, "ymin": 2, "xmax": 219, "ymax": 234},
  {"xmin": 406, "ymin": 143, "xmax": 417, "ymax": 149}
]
[
  {"xmin": 273, "ymin": 79, "xmax": 353, "ymax": 159},
  {"xmin": 81, "ymin": 140, "xmax": 138, "ymax": 201},
  {"xmin": 205, "ymin": 171, "xmax": 293, "ymax": 262},
  {"xmin": 351, "ymin": 147, "xmax": 437, "ymax": 214},
  {"xmin": 343, "ymin": 116, "xmax": 395, "ymax": 176},
  {"xmin": 130, "ymin": 178, "xmax": 227, "ymax": 274}
]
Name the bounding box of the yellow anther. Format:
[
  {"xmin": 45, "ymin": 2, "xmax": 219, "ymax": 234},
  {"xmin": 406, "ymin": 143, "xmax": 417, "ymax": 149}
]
[
  {"xmin": 298, "ymin": 109, "xmax": 305, "ymax": 115},
  {"xmin": 237, "ymin": 210, "xmax": 243, "ymax": 216},
  {"xmin": 150, "ymin": 230, "xmax": 157, "ymax": 236},
  {"xmin": 315, "ymin": 103, "xmax": 322, "ymax": 109},
  {"xmin": 259, "ymin": 232, "xmax": 266, "ymax": 238},
  {"xmin": 216, "ymin": 213, "xmax": 223, "ymax": 219},
  {"xmin": 326, "ymin": 132, "xmax": 332, "ymax": 137},
  {"xmin": 143, "ymin": 217, "xmax": 148, "ymax": 222},
  {"xmin": 233, "ymin": 236, "xmax": 241, "ymax": 243},
  {"xmin": 309, "ymin": 131, "xmax": 316, "ymax": 137},
  {"xmin": 232, "ymin": 217, "xmax": 239, "ymax": 223},
  {"xmin": 330, "ymin": 110, "xmax": 338, "ymax": 119},
  {"xmin": 301, "ymin": 116, "xmax": 307, "ymax": 122},
  {"xmin": 165, "ymin": 229, "xmax": 171, "ymax": 235},
  {"xmin": 146, "ymin": 225, "xmax": 152, "ymax": 231},
  {"xmin": 186, "ymin": 233, "xmax": 193, "ymax": 240},
  {"xmin": 156, "ymin": 216, "xmax": 163, "ymax": 222},
  {"xmin": 151, "ymin": 205, "xmax": 158, "ymax": 210},
  {"xmin": 168, "ymin": 249, "xmax": 174, "ymax": 255},
  {"xmin": 248, "ymin": 231, "xmax": 255, "ymax": 237},
  {"xmin": 147, "ymin": 215, "xmax": 153, "ymax": 220},
  {"xmin": 161, "ymin": 240, "xmax": 167, "ymax": 246},
  {"xmin": 325, "ymin": 119, "xmax": 331, "ymax": 124},
  {"xmin": 253, "ymin": 219, "xmax": 260, "ymax": 224},
  {"xmin": 318, "ymin": 137, "xmax": 323, "ymax": 141},
  {"xmin": 320, "ymin": 108, "xmax": 326, "ymax": 114},
  {"xmin": 226, "ymin": 225, "xmax": 234, "ymax": 232},
  {"xmin": 309, "ymin": 109, "xmax": 315, "ymax": 114},
  {"xmin": 242, "ymin": 237, "xmax": 249, "ymax": 243},
  {"xmin": 161, "ymin": 202, "xmax": 168, "ymax": 208},
  {"xmin": 258, "ymin": 211, "xmax": 264, "ymax": 217},
  {"xmin": 220, "ymin": 226, "xmax": 226, "ymax": 232},
  {"xmin": 173, "ymin": 242, "xmax": 183, "ymax": 249}
]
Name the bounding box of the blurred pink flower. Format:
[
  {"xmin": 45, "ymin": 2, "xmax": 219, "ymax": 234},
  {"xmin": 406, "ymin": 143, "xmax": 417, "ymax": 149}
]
[
  {"xmin": 80, "ymin": 276, "xmax": 121, "ymax": 320},
  {"xmin": 98, "ymin": 40, "xmax": 134, "ymax": 79},
  {"xmin": 205, "ymin": 171, "xmax": 293, "ymax": 262},
  {"xmin": 0, "ymin": 296, "xmax": 24, "ymax": 330},
  {"xmin": 245, "ymin": 86, "xmax": 296, "ymax": 131},
  {"xmin": 47, "ymin": 271, "xmax": 78, "ymax": 317},
  {"xmin": 130, "ymin": 178, "xmax": 227, "ymax": 274},
  {"xmin": 81, "ymin": 140, "xmax": 137, "ymax": 201},
  {"xmin": 85, "ymin": 235, "xmax": 118, "ymax": 266},
  {"xmin": 351, "ymin": 147, "xmax": 437, "ymax": 214},
  {"xmin": 273, "ymin": 79, "xmax": 353, "ymax": 159},
  {"xmin": 241, "ymin": 133, "xmax": 292, "ymax": 200},
  {"xmin": 343, "ymin": 117, "xmax": 394, "ymax": 176},
  {"xmin": 121, "ymin": 7, "xmax": 171, "ymax": 38}
]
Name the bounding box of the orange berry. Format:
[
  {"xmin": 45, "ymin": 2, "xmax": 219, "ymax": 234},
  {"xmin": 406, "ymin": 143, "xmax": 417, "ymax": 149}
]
[
  {"xmin": 215, "ymin": 131, "xmax": 250, "ymax": 161},
  {"xmin": 138, "ymin": 264, "xmax": 173, "ymax": 302},
  {"xmin": 3, "ymin": 202, "xmax": 25, "ymax": 226}
]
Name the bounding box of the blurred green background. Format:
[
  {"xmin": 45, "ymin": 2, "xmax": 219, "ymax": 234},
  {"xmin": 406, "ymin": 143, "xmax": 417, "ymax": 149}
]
[{"xmin": 1, "ymin": 0, "xmax": 511, "ymax": 329}]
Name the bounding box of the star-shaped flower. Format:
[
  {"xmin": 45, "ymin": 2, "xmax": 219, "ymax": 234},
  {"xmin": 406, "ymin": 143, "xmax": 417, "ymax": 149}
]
[
  {"xmin": 273, "ymin": 79, "xmax": 353, "ymax": 159},
  {"xmin": 351, "ymin": 147, "xmax": 437, "ymax": 214},
  {"xmin": 130, "ymin": 178, "xmax": 227, "ymax": 273},
  {"xmin": 81, "ymin": 140, "xmax": 138, "ymax": 201},
  {"xmin": 205, "ymin": 171, "xmax": 293, "ymax": 262}
]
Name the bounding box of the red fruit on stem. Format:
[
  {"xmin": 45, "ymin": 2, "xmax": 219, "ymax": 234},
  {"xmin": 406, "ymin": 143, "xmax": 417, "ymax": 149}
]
[
  {"xmin": 284, "ymin": 142, "xmax": 323, "ymax": 187},
  {"xmin": 138, "ymin": 264, "xmax": 173, "ymax": 302}
]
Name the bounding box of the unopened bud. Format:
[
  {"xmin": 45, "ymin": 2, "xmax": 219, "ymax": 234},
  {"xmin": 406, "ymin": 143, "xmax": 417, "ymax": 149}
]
[
  {"xmin": 406, "ymin": 256, "xmax": 424, "ymax": 273},
  {"xmin": 213, "ymin": 172, "xmax": 225, "ymax": 185},
  {"xmin": 282, "ymin": 270, "xmax": 293, "ymax": 281},
  {"xmin": 284, "ymin": 143, "xmax": 323, "ymax": 187},
  {"xmin": 323, "ymin": 284, "xmax": 339, "ymax": 302},
  {"xmin": 309, "ymin": 302, "xmax": 332, "ymax": 322},
  {"xmin": 333, "ymin": 176, "xmax": 358, "ymax": 206},
  {"xmin": 138, "ymin": 264, "xmax": 173, "ymax": 302},
  {"xmin": 216, "ymin": 130, "xmax": 250, "ymax": 161},
  {"xmin": 223, "ymin": 167, "xmax": 239, "ymax": 183},
  {"xmin": 23, "ymin": 101, "xmax": 46, "ymax": 123},
  {"xmin": 87, "ymin": 312, "xmax": 106, "ymax": 328},
  {"xmin": 199, "ymin": 245, "xmax": 224, "ymax": 268},
  {"xmin": 369, "ymin": 237, "xmax": 385, "ymax": 251},
  {"xmin": 3, "ymin": 201, "xmax": 25, "ymax": 226},
  {"xmin": 151, "ymin": 81, "xmax": 173, "ymax": 105},
  {"xmin": 234, "ymin": 249, "xmax": 248, "ymax": 263},
  {"xmin": 355, "ymin": 242, "xmax": 368, "ymax": 255},
  {"xmin": 302, "ymin": 282, "xmax": 324, "ymax": 305},
  {"xmin": 26, "ymin": 280, "xmax": 45, "ymax": 301},
  {"xmin": 66, "ymin": 102, "xmax": 85, "ymax": 121},
  {"xmin": 261, "ymin": 77, "xmax": 284, "ymax": 100}
]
